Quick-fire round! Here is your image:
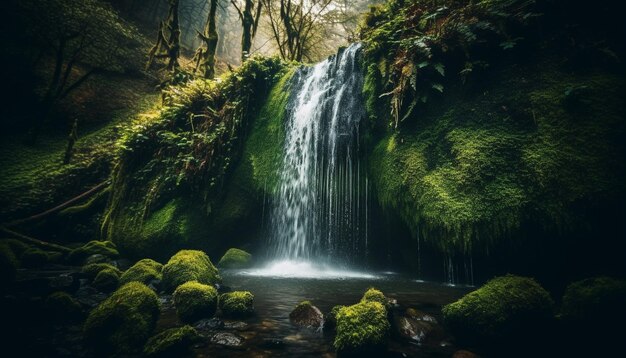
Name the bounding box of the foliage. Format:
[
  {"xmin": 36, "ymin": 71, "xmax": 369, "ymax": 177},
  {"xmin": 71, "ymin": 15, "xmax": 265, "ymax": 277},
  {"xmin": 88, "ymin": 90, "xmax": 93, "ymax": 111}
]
[
  {"xmin": 68, "ymin": 240, "xmax": 119, "ymax": 263},
  {"xmin": 83, "ymin": 282, "xmax": 160, "ymax": 355},
  {"xmin": 560, "ymin": 277, "xmax": 626, "ymax": 323},
  {"xmin": 173, "ymin": 281, "xmax": 219, "ymax": 323},
  {"xmin": 442, "ymin": 275, "xmax": 554, "ymax": 346},
  {"xmin": 45, "ymin": 291, "xmax": 83, "ymax": 322},
  {"xmin": 104, "ymin": 56, "xmax": 289, "ymax": 258},
  {"xmin": 218, "ymin": 248, "xmax": 252, "ymax": 268},
  {"xmin": 219, "ymin": 291, "xmax": 254, "ymax": 317},
  {"xmin": 334, "ymin": 301, "xmax": 390, "ymax": 354},
  {"xmin": 162, "ymin": 250, "xmax": 221, "ymax": 292},
  {"xmin": 325, "ymin": 304, "xmax": 345, "ymax": 329},
  {"xmin": 81, "ymin": 263, "xmax": 121, "ymax": 279},
  {"xmin": 20, "ymin": 248, "xmax": 52, "ymax": 268},
  {"xmin": 120, "ymin": 259, "xmax": 163, "ymax": 286},
  {"xmin": 143, "ymin": 325, "xmax": 199, "ymax": 357},
  {"xmin": 93, "ymin": 267, "xmax": 121, "ymax": 292}
]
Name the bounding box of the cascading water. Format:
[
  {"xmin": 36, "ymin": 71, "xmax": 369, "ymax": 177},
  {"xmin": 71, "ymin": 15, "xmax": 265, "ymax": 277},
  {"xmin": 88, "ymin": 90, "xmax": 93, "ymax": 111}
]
[{"xmin": 251, "ymin": 43, "xmax": 373, "ymax": 278}]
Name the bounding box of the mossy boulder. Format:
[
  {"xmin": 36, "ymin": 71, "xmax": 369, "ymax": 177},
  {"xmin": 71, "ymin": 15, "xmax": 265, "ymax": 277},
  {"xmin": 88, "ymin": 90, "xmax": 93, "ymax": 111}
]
[
  {"xmin": 68, "ymin": 240, "xmax": 119, "ymax": 264},
  {"xmin": 289, "ymin": 300, "xmax": 324, "ymax": 328},
  {"xmin": 217, "ymin": 248, "xmax": 252, "ymax": 269},
  {"xmin": 84, "ymin": 282, "xmax": 160, "ymax": 355},
  {"xmin": 173, "ymin": 281, "xmax": 218, "ymax": 323},
  {"xmin": 81, "ymin": 263, "xmax": 122, "ymax": 279},
  {"xmin": 219, "ymin": 291, "xmax": 254, "ymax": 317},
  {"xmin": 162, "ymin": 250, "xmax": 221, "ymax": 292},
  {"xmin": 334, "ymin": 301, "xmax": 390, "ymax": 354},
  {"xmin": 120, "ymin": 259, "xmax": 163, "ymax": 286},
  {"xmin": 144, "ymin": 325, "xmax": 199, "ymax": 357},
  {"xmin": 560, "ymin": 276, "xmax": 626, "ymax": 324},
  {"xmin": 0, "ymin": 243, "xmax": 19, "ymax": 284},
  {"xmin": 93, "ymin": 267, "xmax": 120, "ymax": 292},
  {"xmin": 361, "ymin": 288, "xmax": 389, "ymax": 308},
  {"xmin": 442, "ymin": 275, "xmax": 554, "ymax": 346},
  {"xmin": 20, "ymin": 248, "xmax": 50, "ymax": 268},
  {"xmin": 45, "ymin": 291, "xmax": 83, "ymax": 322}
]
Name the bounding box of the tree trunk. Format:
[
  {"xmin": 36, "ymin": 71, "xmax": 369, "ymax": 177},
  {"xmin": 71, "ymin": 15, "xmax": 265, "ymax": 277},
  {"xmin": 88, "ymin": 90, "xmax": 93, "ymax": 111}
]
[{"xmin": 63, "ymin": 117, "xmax": 78, "ymax": 164}]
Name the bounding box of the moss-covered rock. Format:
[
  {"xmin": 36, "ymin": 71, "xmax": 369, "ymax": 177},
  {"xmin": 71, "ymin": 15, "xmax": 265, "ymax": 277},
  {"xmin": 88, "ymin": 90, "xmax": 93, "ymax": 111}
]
[
  {"xmin": 92, "ymin": 267, "xmax": 121, "ymax": 292},
  {"xmin": 334, "ymin": 301, "xmax": 390, "ymax": 354},
  {"xmin": 361, "ymin": 288, "xmax": 388, "ymax": 308},
  {"xmin": 0, "ymin": 243, "xmax": 19, "ymax": 284},
  {"xmin": 442, "ymin": 275, "xmax": 554, "ymax": 346},
  {"xmin": 217, "ymin": 248, "xmax": 252, "ymax": 269},
  {"xmin": 219, "ymin": 291, "xmax": 254, "ymax": 317},
  {"xmin": 560, "ymin": 276, "xmax": 626, "ymax": 324},
  {"xmin": 289, "ymin": 300, "xmax": 324, "ymax": 328},
  {"xmin": 173, "ymin": 281, "xmax": 218, "ymax": 323},
  {"xmin": 81, "ymin": 263, "xmax": 122, "ymax": 279},
  {"xmin": 83, "ymin": 282, "xmax": 160, "ymax": 355},
  {"xmin": 120, "ymin": 258, "xmax": 163, "ymax": 286},
  {"xmin": 143, "ymin": 325, "xmax": 199, "ymax": 357},
  {"xmin": 45, "ymin": 291, "xmax": 83, "ymax": 322},
  {"xmin": 20, "ymin": 248, "xmax": 50, "ymax": 268},
  {"xmin": 68, "ymin": 240, "xmax": 119, "ymax": 263},
  {"xmin": 162, "ymin": 250, "xmax": 221, "ymax": 292}
]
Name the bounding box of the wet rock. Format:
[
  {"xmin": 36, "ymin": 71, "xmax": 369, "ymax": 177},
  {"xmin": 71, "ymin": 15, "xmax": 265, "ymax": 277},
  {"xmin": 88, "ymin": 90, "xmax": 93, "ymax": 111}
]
[
  {"xmin": 49, "ymin": 273, "xmax": 79, "ymax": 292},
  {"xmin": 289, "ymin": 301, "xmax": 324, "ymax": 328},
  {"xmin": 195, "ymin": 317, "xmax": 224, "ymax": 331},
  {"xmin": 392, "ymin": 309, "xmax": 444, "ymax": 346},
  {"xmin": 261, "ymin": 338, "xmax": 285, "ymax": 349},
  {"xmin": 453, "ymin": 350, "xmax": 481, "ymax": 358},
  {"xmin": 224, "ymin": 321, "xmax": 248, "ymax": 330},
  {"xmin": 83, "ymin": 254, "xmax": 109, "ymax": 265},
  {"xmin": 210, "ymin": 332, "xmax": 244, "ymax": 348}
]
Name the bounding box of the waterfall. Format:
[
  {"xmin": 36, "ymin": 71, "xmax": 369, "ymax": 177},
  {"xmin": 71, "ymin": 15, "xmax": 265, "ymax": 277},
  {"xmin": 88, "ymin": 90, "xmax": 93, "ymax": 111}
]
[{"xmin": 259, "ymin": 43, "xmax": 370, "ymax": 276}]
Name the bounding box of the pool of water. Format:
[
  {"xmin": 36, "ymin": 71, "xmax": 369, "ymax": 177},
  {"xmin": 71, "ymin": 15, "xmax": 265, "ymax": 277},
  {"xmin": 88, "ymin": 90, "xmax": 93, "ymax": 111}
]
[{"xmin": 167, "ymin": 269, "xmax": 473, "ymax": 357}]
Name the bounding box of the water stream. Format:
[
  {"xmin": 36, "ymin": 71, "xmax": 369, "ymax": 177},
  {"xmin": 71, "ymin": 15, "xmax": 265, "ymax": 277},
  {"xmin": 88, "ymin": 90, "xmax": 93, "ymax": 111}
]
[{"xmin": 257, "ymin": 43, "xmax": 369, "ymax": 276}]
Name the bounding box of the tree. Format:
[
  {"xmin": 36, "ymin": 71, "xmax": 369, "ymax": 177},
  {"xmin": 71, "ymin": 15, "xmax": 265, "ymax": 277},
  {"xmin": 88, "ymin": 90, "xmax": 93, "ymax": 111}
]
[
  {"xmin": 14, "ymin": 0, "xmax": 145, "ymax": 142},
  {"xmin": 193, "ymin": 0, "xmax": 220, "ymax": 78},
  {"xmin": 262, "ymin": 0, "xmax": 334, "ymax": 61},
  {"xmin": 146, "ymin": 0, "xmax": 181, "ymax": 72},
  {"xmin": 230, "ymin": 0, "xmax": 263, "ymax": 61}
]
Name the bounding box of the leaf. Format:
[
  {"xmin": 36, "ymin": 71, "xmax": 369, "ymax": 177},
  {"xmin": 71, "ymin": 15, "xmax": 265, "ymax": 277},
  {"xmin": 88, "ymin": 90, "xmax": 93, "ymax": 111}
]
[
  {"xmin": 432, "ymin": 83, "xmax": 444, "ymax": 93},
  {"xmin": 434, "ymin": 63, "xmax": 445, "ymax": 76}
]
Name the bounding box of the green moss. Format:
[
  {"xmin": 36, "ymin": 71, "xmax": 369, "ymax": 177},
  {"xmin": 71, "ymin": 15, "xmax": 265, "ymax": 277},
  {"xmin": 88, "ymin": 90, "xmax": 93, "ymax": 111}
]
[
  {"xmin": 219, "ymin": 291, "xmax": 254, "ymax": 317},
  {"xmin": 81, "ymin": 263, "xmax": 121, "ymax": 279},
  {"xmin": 334, "ymin": 301, "xmax": 390, "ymax": 354},
  {"xmin": 143, "ymin": 325, "xmax": 199, "ymax": 357},
  {"xmin": 84, "ymin": 282, "xmax": 160, "ymax": 355},
  {"xmin": 173, "ymin": 281, "xmax": 218, "ymax": 323},
  {"xmin": 120, "ymin": 259, "xmax": 163, "ymax": 285},
  {"xmin": 93, "ymin": 267, "xmax": 121, "ymax": 292},
  {"xmin": 68, "ymin": 240, "xmax": 119, "ymax": 263},
  {"xmin": 20, "ymin": 248, "xmax": 50, "ymax": 268},
  {"xmin": 45, "ymin": 291, "xmax": 83, "ymax": 322},
  {"xmin": 560, "ymin": 276, "xmax": 626, "ymax": 323},
  {"xmin": 361, "ymin": 288, "xmax": 388, "ymax": 308},
  {"xmin": 217, "ymin": 248, "xmax": 252, "ymax": 269},
  {"xmin": 369, "ymin": 60, "xmax": 625, "ymax": 253},
  {"xmin": 162, "ymin": 250, "xmax": 221, "ymax": 292},
  {"xmin": 442, "ymin": 275, "xmax": 554, "ymax": 346},
  {"xmin": 0, "ymin": 243, "xmax": 19, "ymax": 284}
]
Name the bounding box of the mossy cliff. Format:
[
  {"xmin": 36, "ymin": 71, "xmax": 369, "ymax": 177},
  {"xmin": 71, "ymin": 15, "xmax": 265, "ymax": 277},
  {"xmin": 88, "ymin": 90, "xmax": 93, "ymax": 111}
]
[
  {"xmin": 103, "ymin": 58, "xmax": 295, "ymax": 259},
  {"xmin": 360, "ymin": 0, "xmax": 626, "ymax": 259}
]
